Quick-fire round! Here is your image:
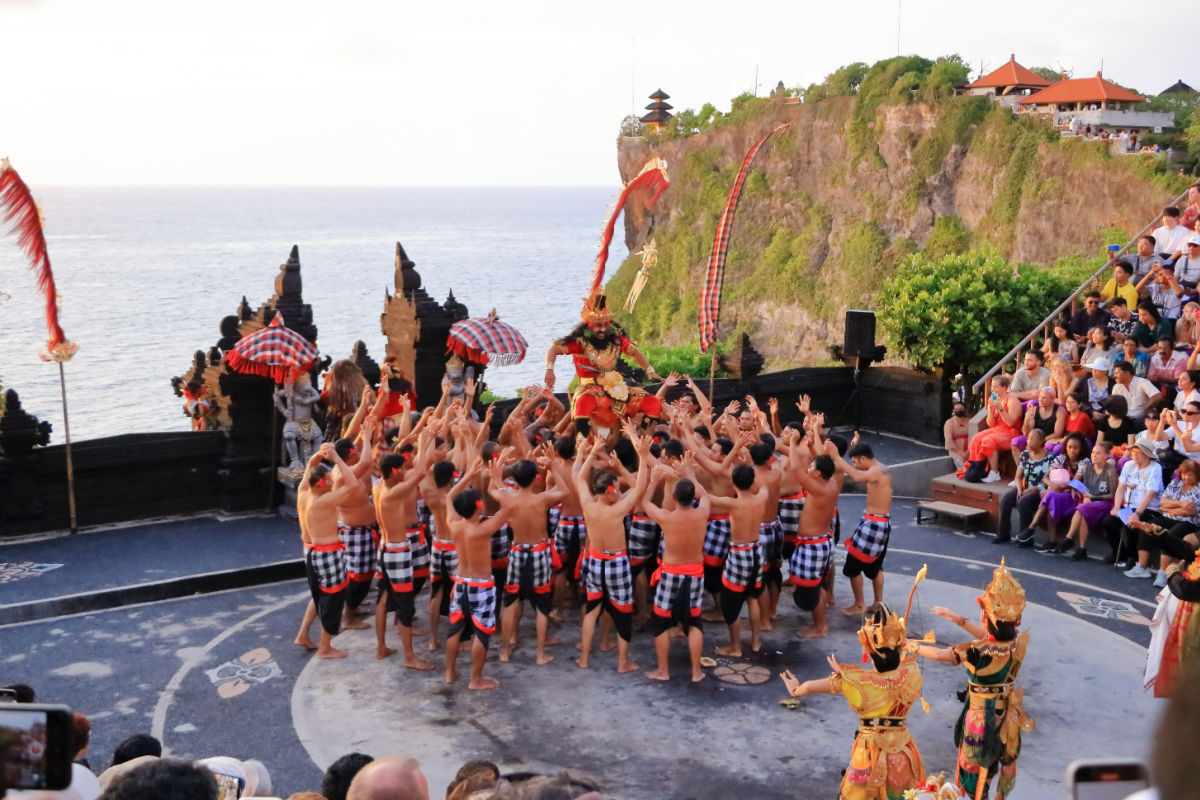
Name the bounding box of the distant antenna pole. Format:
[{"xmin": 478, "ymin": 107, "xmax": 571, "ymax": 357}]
[
  {"xmin": 631, "ymin": 37, "xmax": 636, "ymax": 116},
  {"xmin": 754, "ymin": 64, "xmax": 759, "ymax": 97}
]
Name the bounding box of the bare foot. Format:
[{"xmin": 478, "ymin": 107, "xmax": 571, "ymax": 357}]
[
  {"xmin": 575, "ymin": 656, "xmax": 590, "ymax": 669},
  {"xmin": 823, "ymin": 590, "xmax": 835, "ymax": 605},
  {"xmin": 599, "ymin": 640, "xmax": 616, "ymax": 653},
  {"xmin": 468, "ymin": 677, "xmax": 500, "ymax": 690},
  {"xmin": 376, "ymin": 646, "xmax": 397, "ymax": 660},
  {"xmin": 427, "ymin": 638, "xmax": 439, "ymax": 652},
  {"xmin": 799, "ymin": 625, "xmax": 827, "ymax": 639},
  {"xmin": 294, "ymin": 635, "xmax": 317, "ymax": 650},
  {"xmin": 691, "ymin": 671, "xmax": 706, "ymax": 683},
  {"xmin": 317, "ymin": 646, "xmax": 348, "ymax": 659},
  {"xmin": 751, "ymin": 639, "xmax": 762, "ymax": 653},
  {"xmin": 544, "ymin": 635, "xmax": 563, "ymax": 646},
  {"xmin": 575, "ymin": 641, "xmax": 585, "ymax": 653},
  {"xmin": 617, "ymin": 660, "xmax": 640, "ymax": 674},
  {"xmin": 342, "ymin": 617, "xmax": 370, "ymax": 631},
  {"xmin": 536, "ymin": 652, "xmax": 556, "ymax": 666},
  {"xmin": 498, "ymin": 648, "xmax": 512, "ymax": 663},
  {"xmin": 840, "ymin": 603, "xmax": 865, "ymax": 617},
  {"xmin": 403, "ymin": 655, "xmax": 435, "ymax": 671},
  {"xmin": 759, "ymin": 620, "xmax": 774, "ymax": 632},
  {"xmin": 714, "ymin": 644, "xmax": 743, "ymax": 657},
  {"xmin": 645, "ymin": 669, "xmax": 670, "ymax": 682},
  {"xmin": 444, "ymin": 668, "xmax": 459, "ymax": 684}
]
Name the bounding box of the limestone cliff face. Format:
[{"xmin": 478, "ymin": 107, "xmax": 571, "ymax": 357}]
[{"xmin": 609, "ymin": 98, "xmax": 1172, "ymax": 368}]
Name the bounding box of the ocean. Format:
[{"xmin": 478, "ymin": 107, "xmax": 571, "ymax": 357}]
[{"xmin": 0, "ymin": 187, "xmax": 626, "ymax": 444}]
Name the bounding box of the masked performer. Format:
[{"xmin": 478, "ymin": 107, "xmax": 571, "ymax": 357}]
[
  {"xmin": 1145, "ymin": 531, "xmax": 1200, "ymax": 697},
  {"xmin": 543, "ymin": 289, "xmax": 663, "ymax": 435},
  {"xmin": 914, "ymin": 559, "xmax": 1034, "ymax": 800},
  {"xmin": 779, "ymin": 592, "xmax": 929, "ymax": 799}
]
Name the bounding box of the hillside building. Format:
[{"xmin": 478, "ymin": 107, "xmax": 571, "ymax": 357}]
[
  {"xmin": 1018, "ymin": 72, "xmax": 1174, "ymax": 134},
  {"xmin": 960, "ymin": 54, "xmax": 1051, "ymax": 107},
  {"xmin": 640, "ymin": 89, "xmax": 673, "ymax": 133}
]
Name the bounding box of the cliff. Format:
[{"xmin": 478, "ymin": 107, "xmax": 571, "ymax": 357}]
[{"xmin": 608, "ymin": 96, "xmax": 1186, "ymax": 367}]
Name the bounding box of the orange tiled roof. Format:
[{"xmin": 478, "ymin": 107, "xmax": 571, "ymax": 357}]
[
  {"xmin": 1019, "ymin": 72, "xmax": 1145, "ymax": 105},
  {"xmin": 965, "ymin": 55, "xmax": 1052, "ymax": 89}
]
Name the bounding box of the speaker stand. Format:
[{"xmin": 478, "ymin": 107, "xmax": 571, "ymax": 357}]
[{"xmin": 833, "ymin": 364, "xmax": 878, "ymax": 436}]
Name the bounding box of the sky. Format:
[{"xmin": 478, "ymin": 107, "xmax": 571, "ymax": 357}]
[{"xmin": 0, "ymin": 0, "xmax": 1191, "ymax": 186}]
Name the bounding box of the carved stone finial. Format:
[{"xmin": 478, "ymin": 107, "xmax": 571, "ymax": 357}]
[
  {"xmin": 350, "ymin": 340, "xmax": 382, "ymax": 387},
  {"xmin": 443, "ymin": 290, "xmax": 468, "ymax": 322},
  {"xmin": 395, "ymin": 242, "xmax": 421, "ymax": 293}
]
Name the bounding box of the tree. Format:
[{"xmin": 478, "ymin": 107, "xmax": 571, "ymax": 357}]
[
  {"xmin": 1031, "ymin": 65, "xmax": 1069, "ymax": 83},
  {"xmin": 879, "ymin": 249, "xmax": 1078, "ymax": 381},
  {"xmin": 618, "ymin": 114, "xmax": 644, "ymax": 138}
]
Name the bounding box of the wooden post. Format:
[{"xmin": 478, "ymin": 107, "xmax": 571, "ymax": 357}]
[
  {"xmin": 708, "ymin": 350, "xmax": 717, "ymax": 405},
  {"xmin": 58, "ymin": 361, "xmax": 77, "ymax": 535}
]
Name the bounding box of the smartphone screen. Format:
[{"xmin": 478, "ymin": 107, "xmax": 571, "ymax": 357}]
[
  {"xmin": 0, "ymin": 704, "xmax": 74, "ymax": 791},
  {"xmin": 213, "ymin": 772, "xmax": 245, "ymax": 800},
  {"xmin": 1069, "ymin": 760, "xmax": 1149, "ymax": 800}
]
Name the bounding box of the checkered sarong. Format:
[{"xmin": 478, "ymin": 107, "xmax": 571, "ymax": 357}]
[
  {"xmin": 627, "ymin": 513, "xmax": 661, "ymax": 562},
  {"xmin": 703, "ymin": 514, "xmax": 732, "ymax": 566},
  {"xmin": 584, "ymin": 549, "xmax": 635, "ymax": 612},
  {"xmin": 722, "ymin": 541, "xmax": 763, "ymax": 592},
  {"xmin": 547, "ymin": 504, "xmax": 562, "ymax": 536},
  {"xmin": 337, "ymin": 523, "xmax": 379, "ymax": 581},
  {"xmin": 554, "ymin": 515, "xmax": 587, "ymax": 559},
  {"xmin": 431, "ymin": 537, "xmax": 458, "ymax": 581},
  {"xmin": 306, "ymin": 543, "xmax": 348, "ymax": 593},
  {"xmin": 407, "ymin": 525, "xmax": 430, "ymax": 578},
  {"xmin": 651, "ymin": 563, "xmax": 704, "ymax": 618},
  {"xmin": 490, "ymin": 523, "xmax": 512, "ymax": 569},
  {"xmin": 505, "ymin": 541, "xmax": 554, "ymax": 595},
  {"xmin": 417, "ymin": 499, "xmax": 433, "ymax": 535},
  {"xmin": 377, "ymin": 541, "xmax": 414, "ymax": 593},
  {"xmin": 788, "ymin": 532, "xmax": 834, "ymax": 587},
  {"xmin": 759, "ymin": 519, "xmax": 784, "ymax": 566},
  {"xmin": 449, "ymin": 576, "xmax": 498, "ymax": 635},
  {"xmin": 846, "ymin": 514, "xmax": 891, "ymax": 562},
  {"xmin": 778, "ymin": 492, "xmax": 805, "ymax": 542}
]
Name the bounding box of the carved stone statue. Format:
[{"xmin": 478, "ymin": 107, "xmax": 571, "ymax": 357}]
[
  {"xmin": 274, "ymin": 375, "xmax": 321, "ymax": 466},
  {"xmin": 443, "ymin": 353, "xmax": 476, "ymax": 408}
]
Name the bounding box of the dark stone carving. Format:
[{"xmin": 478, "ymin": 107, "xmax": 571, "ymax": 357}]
[
  {"xmin": 0, "ymin": 390, "xmax": 52, "ymax": 458},
  {"xmin": 351, "ymin": 341, "xmax": 382, "ymax": 388},
  {"xmin": 443, "ymin": 291, "xmax": 469, "ymax": 322},
  {"xmin": 719, "ymin": 333, "xmax": 765, "ymax": 380}
]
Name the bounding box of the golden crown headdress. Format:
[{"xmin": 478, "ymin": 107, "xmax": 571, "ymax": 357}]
[
  {"xmin": 978, "ymin": 557, "xmax": 1025, "ymax": 624},
  {"xmin": 581, "ymin": 287, "xmax": 613, "ymax": 326},
  {"xmin": 859, "ymin": 602, "xmax": 907, "ymax": 651}
]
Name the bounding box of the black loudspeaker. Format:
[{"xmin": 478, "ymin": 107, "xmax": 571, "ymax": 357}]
[{"xmin": 843, "ymin": 309, "xmax": 876, "ymax": 359}]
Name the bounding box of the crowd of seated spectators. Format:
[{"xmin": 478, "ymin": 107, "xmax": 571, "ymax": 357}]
[{"xmin": 950, "ymin": 194, "xmax": 1200, "ymax": 590}]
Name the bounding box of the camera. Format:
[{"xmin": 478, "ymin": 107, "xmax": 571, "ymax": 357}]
[{"xmin": 1066, "ymin": 758, "xmax": 1149, "ymax": 800}]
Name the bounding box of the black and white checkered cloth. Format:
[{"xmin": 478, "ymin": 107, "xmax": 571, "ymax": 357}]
[
  {"xmin": 554, "ymin": 515, "xmax": 587, "ymax": 558},
  {"xmin": 703, "ymin": 515, "xmax": 733, "ymax": 565},
  {"xmin": 758, "ymin": 519, "xmax": 784, "ymax": 566},
  {"xmin": 777, "ymin": 492, "xmax": 805, "ymax": 540},
  {"xmin": 306, "ymin": 543, "xmax": 348, "ymax": 592},
  {"xmin": 628, "ymin": 513, "xmax": 661, "ymax": 562},
  {"xmin": 417, "ymin": 499, "xmax": 433, "ymax": 535},
  {"xmin": 431, "ymin": 538, "xmax": 458, "ymax": 581},
  {"xmin": 377, "ymin": 541, "xmax": 414, "ymax": 592},
  {"xmin": 547, "ymin": 504, "xmax": 563, "ymax": 536},
  {"xmin": 337, "ymin": 523, "xmax": 378, "ymax": 580},
  {"xmin": 406, "ymin": 525, "xmax": 430, "ymax": 578},
  {"xmin": 585, "ymin": 551, "xmax": 635, "ymax": 612},
  {"xmin": 846, "ymin": 514, "xmax": 891, "ymax": 562},
  {"xmin": 505, "ymin": 541, "xmax": 554, "ymax": 595},
  {"xmin": 788, "ymin": 533, "xmax": 833, "ymax": 586},
  {"xmin": 490, "ymin": 523, "xmax": 513, "ymax": 567},
  {"xmin": 652, "ymin": 566, "xmax": 704, "ymax": 618},
  {"xmin": 722, "ymin": 542, "xmax": 763, "ymax": 592},
  {"xmin": 449, "ymin": 576, "xmax": 498, "ymax": 635}
]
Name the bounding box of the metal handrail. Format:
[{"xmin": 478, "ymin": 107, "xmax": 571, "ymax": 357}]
[{"xmin": 971, "ymin": 184, "xmax": 1193, "ymax": 395}]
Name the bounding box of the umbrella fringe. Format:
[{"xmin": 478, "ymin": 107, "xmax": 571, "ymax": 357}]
[{"xmin": 226, "ymin": 352, "xmax": 301, "ymax": 383}]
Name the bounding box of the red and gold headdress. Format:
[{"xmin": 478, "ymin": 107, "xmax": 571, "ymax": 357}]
[
  {"xmin": 581, "ymin": 287, "xmax": 613, "ymax": 327},
  {"xmin": 859, "ymin": 564, "xmax": 927, "ymax": 653},
  {"xmin": 978, "ymin": 557, "xmax": 1025, "ymax": 625}
]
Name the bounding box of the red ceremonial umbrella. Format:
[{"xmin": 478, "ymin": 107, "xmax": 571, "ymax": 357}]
[
  {"xmin": 226, "ymin": 313, "xmax": 319, "ymax": 383},
  {"xmin": 446, "ymin": 311, "xmax": 528, "ymax": 366}
]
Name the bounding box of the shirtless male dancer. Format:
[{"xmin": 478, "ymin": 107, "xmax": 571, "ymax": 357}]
[
  {"xmin": 372, "ymin": 433, "xmax": 436, "ymax": 669},
  {"xmin": 574, "ymin": 428, "xmax": 651, "ymax": 674},
  {"xmin": 786, "ymin": 445, "xmax": 840, "ymax": 638},
  {"xmin": 827, "ymin": 440, "xmax": 893, "ymax": 616},
  {"xmin": 296, "ymin": 443, "xmax": 359, "ymax": 659},
  {"xmin": 333, "ymin": 428, "xmax": 378, "ymax": 631},
  {"xmin": 708, "ymin": 464, "xmax": 769, "ymax": 656},
  {"xmin": 748, "ymin": 440, "xmax": 785, "ymax": 624},
  {"xmin": 493, "ymin": 459, "xmax": 568, "ymax": 666},
  {"xmin": 642, "ymin": 458, "xmax": 712, "ymax": 683},
  {"xmin": 550, "ymin": 436, "xmax": 588, "ymax": 612},
  {"xmin": 444, "ymin": 460, "xmax": 513, "ymax": 690},
  {"xmin": 422, "ymin": 460, "xmax": 459, "ymax": 651},
  {"xmin": 683, "ymin": 431, "xmax": 740, "ymax": 621}
]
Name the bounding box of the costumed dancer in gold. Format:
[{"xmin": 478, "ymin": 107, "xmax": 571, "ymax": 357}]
[
  {"xmin": 913, "ymin": 558, "xmax": 1034, "ymax": 800},
  {"xmin": 779, "ymin": 568, "xmax": 931, "ymax": 800},
  {"xmin": 1145, "ymin": 538, "xmax": 1200, "ymax": 697},
  {"xmin": 544, "ymin": 288, "xmax": 663, "ymax": 437}
]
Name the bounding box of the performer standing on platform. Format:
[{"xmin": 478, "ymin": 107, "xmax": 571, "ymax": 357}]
[
  {"xmin": 780, "ymin": 597, "xmax": 928, "ymax": 800},
  {"xmin": 914, "ymin": 559, "xmax": 1034, "ymax": 800},
  {"xmin": 543, "ymin": 289, "xmax": 663, "ymax": 436}
]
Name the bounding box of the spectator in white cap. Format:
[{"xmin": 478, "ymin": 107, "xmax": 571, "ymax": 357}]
[{"xmin": 1174, "ymin": 234, "xmax": 1200, "ymax": 290}]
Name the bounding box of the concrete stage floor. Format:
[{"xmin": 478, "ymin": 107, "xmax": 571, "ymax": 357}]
[{"xmin": 0, "ymin": 497, "xmax": 1166, "ymax": 799}]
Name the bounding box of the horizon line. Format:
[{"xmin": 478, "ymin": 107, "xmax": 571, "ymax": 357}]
[{"xmin": 29, "ymin": 183, "xmax": 618, "ymax": 190}]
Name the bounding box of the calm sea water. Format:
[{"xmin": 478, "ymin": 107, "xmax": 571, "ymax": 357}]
[{"xmin": 0, "ymin": 187, "xmax": 626, "ymax": 444}]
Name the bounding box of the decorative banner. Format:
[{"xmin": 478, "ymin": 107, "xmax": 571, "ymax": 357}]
[
  {"xmin": 590, "ymin": 158, "xmax": 670, "ymax": 293},
  {"xmin": 0, "ymin": 158, "xmax": 76, "ymax": 360},
  {"xmin": 698, "ymin": 123, "xmax": 790, "ymax": 353}
]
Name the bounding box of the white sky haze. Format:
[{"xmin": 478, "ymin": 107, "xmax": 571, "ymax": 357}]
[{"xmin": 0, "ymin": 0, "xmax": 1189, "ymax": 186}]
